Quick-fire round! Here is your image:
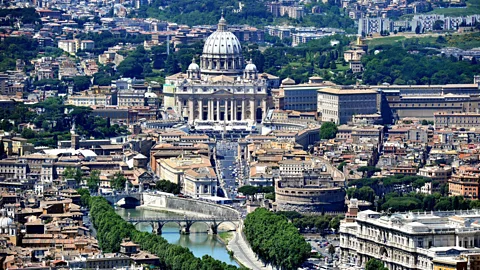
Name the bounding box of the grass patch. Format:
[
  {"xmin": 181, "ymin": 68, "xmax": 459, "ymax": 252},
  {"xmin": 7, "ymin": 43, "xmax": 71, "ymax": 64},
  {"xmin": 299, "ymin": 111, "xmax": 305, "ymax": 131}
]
[
  {"xmin": 145, "ymin": 76, "xmax": 165, "ymax": 84},
  {"xmin": 219, "ymin": 231, "xmax": 233, "ymax": 243},
  {"xmin": 366, "ymin": 36, "xmax": 406, "ymax": 47},
  {"xmin": 335, "ymin": 63, "xmax": 350, "ymax": 71},
  {"xmin": 445, "ymin": 32, "xmax": 480, "ymax": 49},
  {"xmin": 428, "ymin": 0, "xmax": 480, "ymax": 15}
]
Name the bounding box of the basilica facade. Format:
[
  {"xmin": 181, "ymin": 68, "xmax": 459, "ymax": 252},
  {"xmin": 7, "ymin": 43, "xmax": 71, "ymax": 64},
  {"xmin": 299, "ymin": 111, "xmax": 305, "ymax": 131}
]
[{"xmin": 164, "ymin": 15, "xmax": 278, "ymax": 126}]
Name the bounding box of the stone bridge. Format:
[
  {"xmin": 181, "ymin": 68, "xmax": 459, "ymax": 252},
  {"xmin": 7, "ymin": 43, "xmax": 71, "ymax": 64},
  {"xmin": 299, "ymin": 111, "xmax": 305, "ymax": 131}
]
[
  {"xmin": 126, "ymin": 216, "xmax": 239, "ymax": 235},
  {"xmin": 102, "ymin": 193, "xmax": 143, "ymax": 206}
]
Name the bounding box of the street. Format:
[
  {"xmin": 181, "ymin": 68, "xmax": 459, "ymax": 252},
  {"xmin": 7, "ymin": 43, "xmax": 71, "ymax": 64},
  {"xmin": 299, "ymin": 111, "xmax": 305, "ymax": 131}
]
[{"xmin": 216, "ymin": 140, "xmax": 241, "ymax": 200}]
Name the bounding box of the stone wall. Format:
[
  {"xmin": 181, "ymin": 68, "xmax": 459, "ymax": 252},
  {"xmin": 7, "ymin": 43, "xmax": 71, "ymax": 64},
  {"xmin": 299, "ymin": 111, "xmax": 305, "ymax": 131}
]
[{"xmin": 142, "ymin": 193, "xmax": 239, "ymax": 218}]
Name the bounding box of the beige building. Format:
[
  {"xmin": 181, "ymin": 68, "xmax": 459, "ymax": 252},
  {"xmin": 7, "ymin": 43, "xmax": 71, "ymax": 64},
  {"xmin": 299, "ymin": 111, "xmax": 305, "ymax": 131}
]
[
  {"xmin": 434, "ymin": 112, "xmax": 480, "ymax": 129},
  {"xmin": 317, "ymin": 87, "xmax": 378, "ymax": 124},
  {"xmin": 279, "ymin": 6, "xmax": 305, "ymax": 19},
  {"xmin": 344, "ymin": 49, "xmax": 365, "ymax": 62},
  {"xmin": 164, "ymin": 15, "xmax": 274, "ymax": 125},
  {"xmin": 157, "ymin": 155, "xmax": 211, "ymax": 186},
  {"xmin": 0, "ymin": 160, "xmax": 28, "ymax": 180},
  {"xmin": 417, "ymin": 166, "xmax": 452, "ymax": 184},
  {"xmin": 183, "ymin": 167, "xmax": 217, "ymax": 198}
]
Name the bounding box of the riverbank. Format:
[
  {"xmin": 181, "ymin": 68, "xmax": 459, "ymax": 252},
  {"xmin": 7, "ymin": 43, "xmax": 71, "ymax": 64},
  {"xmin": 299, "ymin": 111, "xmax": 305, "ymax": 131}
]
[{"xmin": 225, "ymin": 221, "xmax": 273, "ymax": 270}]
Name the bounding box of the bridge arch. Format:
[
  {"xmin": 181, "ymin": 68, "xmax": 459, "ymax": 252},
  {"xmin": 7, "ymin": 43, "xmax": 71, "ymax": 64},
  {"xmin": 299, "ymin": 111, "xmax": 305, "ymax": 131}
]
[
  {"xmin": 215, "ymin": 220, "xmax": 239, "ymax": 231},
  {"xmin": 151, "ymin": 221, "xmax": 182, "ymax": 235},
  {"xmin": 102, "ymin": 193, "xmax": 142, "ymax": 207}
]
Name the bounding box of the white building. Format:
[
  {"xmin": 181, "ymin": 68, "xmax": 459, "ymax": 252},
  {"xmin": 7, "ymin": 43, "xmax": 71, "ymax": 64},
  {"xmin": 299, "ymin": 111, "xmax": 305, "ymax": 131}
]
[
  {"xmin": 278, "ymin": 160, "xmax": 313, "ymax": 176},
  {"xmin": 0, "ymin": 160, "xmax": 27, "ymax": 180},
  {"xmin": 317, "ymin": 87, "xmax": 378, "ymax": 124},
  {"xmin": 80, "ymin": 40, "xmax": 95, "ymax": 51},
  {"xmin": 68, "ymin": 93, "xmax": 110, "ymax": 106},
  {"xmin": 340, "ymin": 209, "xmax": 480, "ymax": 269},
  {"xmin": 58, "ymin": 40, "xmax": 77, "ymax": 55}
]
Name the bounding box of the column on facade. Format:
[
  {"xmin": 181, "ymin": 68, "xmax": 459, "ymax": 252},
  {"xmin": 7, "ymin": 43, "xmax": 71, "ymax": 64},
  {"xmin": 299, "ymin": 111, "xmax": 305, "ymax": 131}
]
[
  {"xmin": 262, "ymin": 99, "xmax": 267, "ymax": 120},
  {"xmin": 177, "ymin": 98, "xmax": 182, "ymax": 117},
  {"xmin": 250, "ymin": 98, "xmax": 255, "ymax": 121},
  {"xmin": 241, "ymin": 99, "xmax": 246, "ymax": 121},
  {"xmin": 211, "ymin": 99, "xmax": 215, "ymax": 121},
  {"xmin": 216, "ymin": 99, "xmax": 220, "ymax": 121},
  {"xmin": 198, "ymin": 99, "xmax": 203, "ymax": 121},
  {"xmin": 225, "ymin": 99, "xmax": 229, "ymax": 121},
  {"xmin": 188, "ymin": 98, "xmax": 194, "ymax": 122},
  {"xmin": 207, "ymin": 99, "xmax": 211, "ymax": 120},
  {"xmin": 231, "ymin": 99, "xmax": 235, "ymax": 121}
]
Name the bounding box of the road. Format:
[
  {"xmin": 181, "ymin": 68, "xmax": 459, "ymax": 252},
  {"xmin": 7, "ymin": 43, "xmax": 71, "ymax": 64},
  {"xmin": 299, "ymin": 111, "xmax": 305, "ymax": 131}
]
[{"xmin": 216, "ymin": 140, "xmax": 240, "ymax": 199}]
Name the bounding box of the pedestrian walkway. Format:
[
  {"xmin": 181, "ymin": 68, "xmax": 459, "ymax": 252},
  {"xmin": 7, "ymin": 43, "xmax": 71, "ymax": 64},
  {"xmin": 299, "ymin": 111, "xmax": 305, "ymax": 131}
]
[{"xmin": 227, "ymin": 223, "xmax": 272, "ymax": 270}]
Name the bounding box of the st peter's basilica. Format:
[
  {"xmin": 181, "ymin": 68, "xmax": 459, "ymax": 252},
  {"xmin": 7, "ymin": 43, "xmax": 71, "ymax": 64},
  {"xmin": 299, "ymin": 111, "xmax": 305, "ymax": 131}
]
[{"xmin": 163, "ymin": 14, "xmax": 279, "ymax": 127}]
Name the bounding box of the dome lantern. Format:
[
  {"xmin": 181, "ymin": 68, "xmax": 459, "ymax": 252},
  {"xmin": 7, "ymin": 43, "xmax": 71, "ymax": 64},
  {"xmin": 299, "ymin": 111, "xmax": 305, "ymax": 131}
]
[{"xmin": 218, "ymin": 11, "xmax": 227, "ymax": 32}]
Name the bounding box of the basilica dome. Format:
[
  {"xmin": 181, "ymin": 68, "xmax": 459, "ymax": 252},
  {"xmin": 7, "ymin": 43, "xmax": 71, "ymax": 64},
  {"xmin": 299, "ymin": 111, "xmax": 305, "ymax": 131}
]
[{"xmin": 200, "ymin": 14, "xmax": 244, "ymax": 76}]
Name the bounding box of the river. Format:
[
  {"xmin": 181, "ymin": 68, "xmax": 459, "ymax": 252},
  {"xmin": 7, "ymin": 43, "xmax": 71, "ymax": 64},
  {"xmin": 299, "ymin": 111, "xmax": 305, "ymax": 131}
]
[{"xmin": 115, "ymin": 207, "xmax": 239, "ymax": 267}]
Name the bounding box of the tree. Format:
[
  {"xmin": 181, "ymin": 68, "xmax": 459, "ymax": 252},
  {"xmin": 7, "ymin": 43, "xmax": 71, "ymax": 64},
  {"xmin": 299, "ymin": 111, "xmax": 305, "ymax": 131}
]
[
  {"xmin": 244, "ymin": 208, "xmax": 310, "ymax": 269},
  {"xmin": 165, "ymin": 54, "xmax": 180, "ymax": 75},
  {"xmin": 238, "ymin": 185, "xmax": 258, "ymax": 196},
  {"xmin": 415, "ymin": 25, "xmax": 421, "ymax": 34},
  {"xmin": 0, "ymin": 140, "xmax": 5, "ymax": 159},
  {"xmin": 433, "ymin": 20, "xmax": 444, "ymax": 31},
  {"xmin": 327, "ymin": 244, "xmax": 335, "ymax": 258},
  {"xmin": 357, "ymin": 166, "xmax": 381, "ymax": 177},
  {"xmin": 154, "ymin": 180, "xmax": 181, "ymax": 194},
  {"xmin": 112, "ymin": 171, "xmax": 127, "ymax": 191},
  {"xmin": 63, "ymin": 167, "xmax": 83, "ymax": 184},
  {"xmin": 72, "ymin": 76, "xmax": 91, "ymax": 92},
  {"xmin": 347, "ymin": 187, "xmax": 375, "ymax": 203},
  {"xmin": 87, "ymin": 170, "xmax": 101, "ymax": 192},
  {"xmin": 329, "ymin": 216, "xmax": 341, "ymax": 231},
  {"xmin": 436, "ymin": 35, "xmax": 447, "ymax": 44},
  {"xmin": 366, "ymin": 258, "xmax": 388, "ymax": 270},
  {"xmin": 320, "ymin": 122, "xmax": 338, "ymax": 139},
  {"xmin": 21, "ymin": 128, "xmax": 35, "ymax": 139},
  {"xmin": 77, "ymin": 188, "xmax": 91, "ymax": 207}
]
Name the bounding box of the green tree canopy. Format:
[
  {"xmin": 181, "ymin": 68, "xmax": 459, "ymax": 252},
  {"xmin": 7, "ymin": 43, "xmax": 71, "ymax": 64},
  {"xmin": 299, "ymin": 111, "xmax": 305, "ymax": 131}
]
[
  {"xmin": 154, "ymin": 180, "xmax": 181, "ymax": 194},
  {"xmin": 112, "ymin": 171, "xmax": 127, "ymax": 191},
  {"xmin": 366, "ymin": 259, "xmax": 388, "ymax": 270},
  {"xmin": 87, "ymin": 170, "xmax": 101, "ymax": 192},
  {"xmin": 63, "ymin": 167, "xmax": 83, "ymax": 184},
  {"xmin": 244, "ymin": 208, "xmax": 310, "ymax": 269},
  {"xmin": 320, "ymin": 122, "xmax": 338, "ymax": 139}
]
